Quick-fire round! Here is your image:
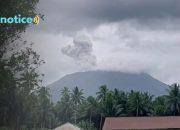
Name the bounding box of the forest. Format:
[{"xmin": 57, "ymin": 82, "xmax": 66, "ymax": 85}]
[
  {"xmin": 1, "ymin": 73, "xmax": 180, "ymax": 130},
  {"xmin": 1, "ymin": 0, "xmax": 180, "ymax": 130}
]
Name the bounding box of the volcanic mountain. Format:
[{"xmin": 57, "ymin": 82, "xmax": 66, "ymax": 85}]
[{"xmin": 48, "ymin": 71, "xmax": 169, "ymax": 102}]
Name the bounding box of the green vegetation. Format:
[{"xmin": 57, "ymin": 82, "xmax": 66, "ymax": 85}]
[
  {"xmin": 52, "ymin": 84, "xmax": 180, "ymax": 130},
  {"xmin": 2, "ymin": 82, "xmax": 178, "ymax": 130}
]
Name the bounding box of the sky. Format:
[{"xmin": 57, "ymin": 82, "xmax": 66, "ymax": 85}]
[{"xmin": 24, "ymin": 0, "xmax": 180, "ymax": 85}]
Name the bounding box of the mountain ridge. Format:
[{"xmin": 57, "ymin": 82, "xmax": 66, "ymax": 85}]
[{"xmin": 48, "ymin": 71, "xmax": 169, "ymax": 102}]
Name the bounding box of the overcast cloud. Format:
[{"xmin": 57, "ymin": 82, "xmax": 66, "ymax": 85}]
[{"xmin": 24, "ymin": 0, "xmax": 180, "ymax": 85}]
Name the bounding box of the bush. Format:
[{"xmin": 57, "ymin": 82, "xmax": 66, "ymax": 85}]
[
  {"xmin": 32, "ymin": 128, "xmax": 49, "ymax": 130},
  {"xmin": 0, "ymin": 127, "xmax": 49, "ymax": 130},
  {"xmin": 0, "ymin": 127, "xmax": 13, "ymax": 130},
  {"xmin": 77, "ymin": 120, "xmax": 97, "ymax": 130}
]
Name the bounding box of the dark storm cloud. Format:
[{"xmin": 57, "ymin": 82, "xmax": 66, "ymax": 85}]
[
  {"xmin": 37, "ymin": 0, "xmax": 180, "ymax": 33},
  {"xmin": 27, "ymin": 0, "xmax": 180, "ymax": 85}
]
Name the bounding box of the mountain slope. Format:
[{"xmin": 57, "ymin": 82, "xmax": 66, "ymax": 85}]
[{"xmin": 48, "ymin": 71, "xmax": 169, "ymax": 102}]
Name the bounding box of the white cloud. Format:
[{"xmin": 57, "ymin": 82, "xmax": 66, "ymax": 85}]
[
  {"xmin": 24, "ymin": 18, "xmax": 180, "ymax": 85},
  {"xmin": 88, "ymin": 21, "xmax": 180, "ymax": 84}
]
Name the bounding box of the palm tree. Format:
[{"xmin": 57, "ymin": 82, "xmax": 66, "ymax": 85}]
[
  {"xmin": 101, "ymin": 92, "xmax": 120, "ymax": 116},
  {"xmin": 86, "ymin": 96, "xmax": 100, "ymax": 123},
  {"xmin": 79, "ymin": 96, "xmax": 100, "ymax": 126},
  {"xmin": 38, "ymin": 87, "xmax": 51, "ymax": 128},
  {"xmin": 96, "ymin": 85, "xmax": 109, "ymax": 102},
  {"xmin": 56, "ymin": 87, "xmax": 73, "ymax": 123},
  {"xmin": 128, "ymin": 91, "xmax": 153, "ymax": 116},
  {"xmin": 71, "ymin": 86, "xmax": 84, "ymax": 124},
  {"xmin": 61, "ymin": 87, "xmax": 71, "ymax": 99},
  {"xmin": 166, "ymin": 83, "xmax": 180, "ymax": 116},
  {"xmin": 153, "ymin": 96, "xmax": 166, "ymax": 116},
  {"xmin": 71, "ymin": 86, "xmax": 84, "ymax": 104},
  {"xmin": 112, "ymin": 89, "xmax": 128, "ymax": 116}
]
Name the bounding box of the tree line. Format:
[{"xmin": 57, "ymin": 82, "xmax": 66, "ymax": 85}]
[
  {"xmin": 1, "ymin": 77, "xmax": 180, "ymax": 130},
  {"xmin": 52, "ymin": 83, "xmax": 180, "ymax": 130}
]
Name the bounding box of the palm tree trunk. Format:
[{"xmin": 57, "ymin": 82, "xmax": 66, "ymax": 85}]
[
  {"xmin": 75, "ymin": 110, "xmax": 77, "ymax": 124},
  {"xmin": 16, "ymin": 115, "xmax": 20, "ymax": 130},
  {"xmin": 136, "ymin": 107, "xmax": 139, "ymax": 117},
  {"xmin": 90, "ymin": 111, "xmax": 92, "ymax": 124},
  {"xmin": 74, "ymin": 104, "xmax": 77, "ymax": 124},
  {"xmin": 99, "ymin": 113, "xmax": 103, "ymax": 130}
]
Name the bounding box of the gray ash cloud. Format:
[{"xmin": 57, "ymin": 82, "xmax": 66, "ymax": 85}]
[{"xmin": 61, "ymin": 37, "xmax": 96, "ymax": 66}]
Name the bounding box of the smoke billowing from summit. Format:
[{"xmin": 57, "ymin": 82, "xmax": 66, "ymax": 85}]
[{"xmin": 61, "ymin": 36, "xmax": 96, "ymax": 66}]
